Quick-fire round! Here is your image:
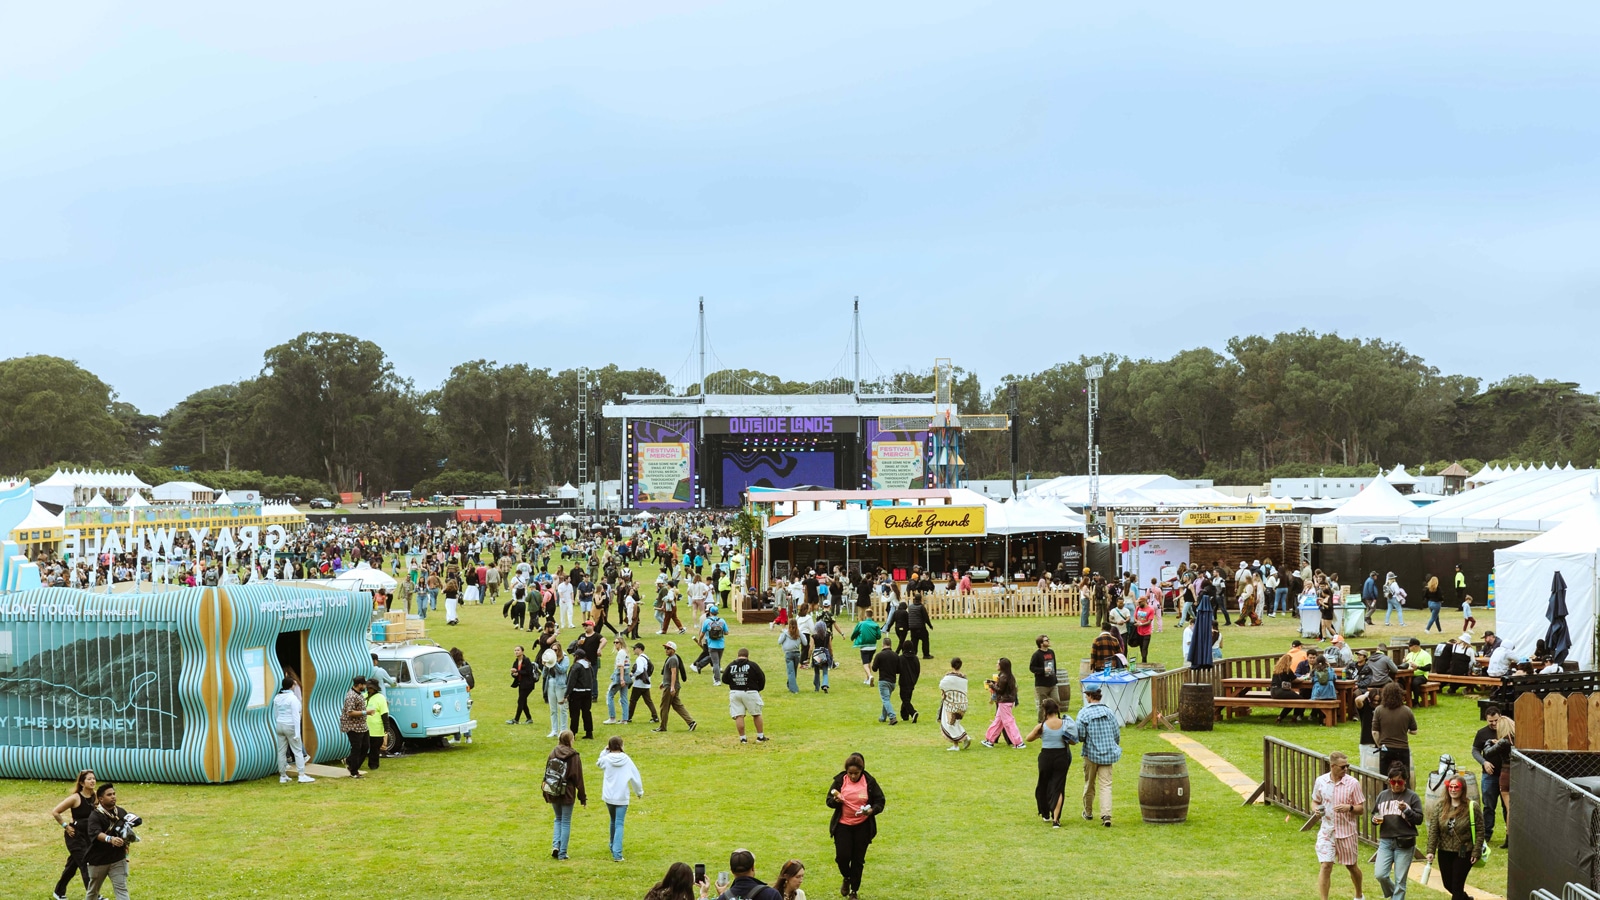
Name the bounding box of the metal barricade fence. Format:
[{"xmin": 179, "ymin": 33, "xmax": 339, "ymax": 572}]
[{"xmin": 1255, "ymin": 736, "xmax": 1387, "ymax": 846}]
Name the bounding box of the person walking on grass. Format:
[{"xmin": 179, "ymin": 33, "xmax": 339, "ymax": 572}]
[
  {"xmin": 1372, "ymin": 763, "xmax": 1422, "ymax": 900},
  {"xmin": 49, "ymin": 769, "xmax": 96, "ymax": 900},
  {"xmin": 870, "ymin": 638, "xmax": 900, "ymax": 725},
  {"xmin": 982, "ymin": 657, "xmax": 1024, "ymax": 748},
  {"xmin": 567, "ymin": 648, "xmax": 598, "ymax": 740},
  {"xmin": 1025, "ymin": 697, "xmax": 1077, "ymax": 828},
  {"xmin": 628, "ymin": 642, "xmax": 660, "ymax": 724},
  {"xmin": 653, "ymin": 641, "xmax": 698, "ymax": 733},
  {"xmin": 906, "ymin": 592, "xmax": 933, "ymax": 659},
  {"xmin": 896, "ymin": 639, "xmax": 921, "ymax": 724},
  {"xmin": 1028, "ymin": 634, "xmax": 1062, "ymax": 723},
  {"xmin": 938, "ymin": 658, "xmax": 972, "ymax": 750},
  {"xmin": 778, "ymin": 619, "xmax": 804, "ymax": 694},
  {"xmin": 1425, "ymin": 775, "xmax": 1483, "ymax": 900},
  {"xmin": 605, "ymin": 636, "xmax": 631, "ymax": 725},
  {"xmin": 596, "ymin": 736, "xmax": 643, "ymax": 862},
  {"xmin": 510, "ymin": 646, "xmax": 538, "ymax": 725},
  {"xmin": 851, "ymin": 612, "xmax": 882, "ymax": 685},
  {"xmin": 1076, "ymin": 686, "xmax": 1121, "ymax": 826},
  {"xmin": 826, "ymin": 753, "xmax": 886, "ymax": 900},
  {"xmin": 722, "ymin": 648, "xmax": 769, "ymax": 743},
  {"xmin": 544, "ymin": 645, "xmax": 572, "ymax": 738},
  {"xmin": 1311, "ymin": 751, "xmax": 1365, "ymax": 900},
  {"xmin": 543, "ymin": 730, "xmax": 586, "ymax": 860},
  {"xmin": 697, "ymin": 605, "xmax": 729, "ymax": 686}
]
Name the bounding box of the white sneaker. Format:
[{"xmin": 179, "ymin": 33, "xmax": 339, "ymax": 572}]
[
  {"xmin": 280, "ymin": 775, "xmax": 290, "ymax": 783},
  {"xmin": 946, "ymin": 745, "xmax": 961, "ymax": 751},
  {"xmin": 603, "ymin": 718, "xmax": 618, "ymax": 725},
  {"xmin": 298, "ymin": 774, "xmax": 315, "ymax": 783}
]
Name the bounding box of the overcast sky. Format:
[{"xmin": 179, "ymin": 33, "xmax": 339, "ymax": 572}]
[{"xmin": 5, "ymin": 2, "xmax": 1600, "ymax": 413}]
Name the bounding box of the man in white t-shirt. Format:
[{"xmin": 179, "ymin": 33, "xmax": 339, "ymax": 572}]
[
  {"xmin": 605, "ymin": 636, "xmax": 632, "ymax": 724},
  {"xmin": 688, "ymin": 575, "xmax": 712, "ymax": 623},
  {"xmin": 556, "ymin": 576, "xmax": 576, "ymax": 628}
]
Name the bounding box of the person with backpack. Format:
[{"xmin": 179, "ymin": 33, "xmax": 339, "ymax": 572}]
[
  {"xmin": 628, "ymin": 642, "xmax": 660, "ymax": 724},
  {"xmin": 722, "ymin": 647, "xmax": 769, "ymax": 743},
  {"xmin": 542, "ymin": 730, "xmax": 587, "ymax": 860},
  {"xmin": 697, "ymin": 606, "xmax": 730, "ymax": 686}
]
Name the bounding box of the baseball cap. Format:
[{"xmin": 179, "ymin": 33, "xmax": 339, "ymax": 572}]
[
  {"xmin": 583, "ymin": 620, "xmax": 594, "ymax": 627},
  {"xmin": 1083, "ymin": 686, "xmax": 1103, "ymax": 698},
  {"xmin": 664, "ymin": 641, "xmax": 677, "ymax": 651},
  {"xmin": 1330, "ymin": 635, "xmax": 1343, "ymax": 644}
]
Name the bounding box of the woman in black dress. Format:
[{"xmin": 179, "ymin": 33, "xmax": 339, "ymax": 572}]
[{"xmin": 49, "ymin": 769, "xmax": 96, "ymax": 899}]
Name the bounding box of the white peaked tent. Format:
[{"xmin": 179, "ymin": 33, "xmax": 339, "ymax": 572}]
[
  {"xmin": 84, "ymin": 493, "xmax": 112, "ymax": 508},
  {"xmin": 1313, "ymin": 477, "xmax": 1419, "ymax": 525},
  {"xmin": 1493, "ymin": 496, "xmax": 1600, "ymax": 670},
  {"xmin": 328, "ymin": 562, "xmax": 399, "ymax": 592},
  {"xmin": 124, "ymin": 492, "xmax": 149, "ymax": 507}
]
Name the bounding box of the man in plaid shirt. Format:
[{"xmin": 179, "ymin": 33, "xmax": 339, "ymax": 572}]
[
  {"xmin": 1077, "ymin": 686, "xmax": 1122, "ymax": 827},
  {"xmin": 1089, "ymin": 626, "xmax": 1123, "ymax": 672}
]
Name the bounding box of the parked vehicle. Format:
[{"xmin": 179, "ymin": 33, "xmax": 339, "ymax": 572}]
[
  {"xmin": 308, "ymin": 498, "xmax": 335, "ymax": 509},
  {"xmin": 370, "ymin": 640, "xmax": 476, "ymax": 749}
]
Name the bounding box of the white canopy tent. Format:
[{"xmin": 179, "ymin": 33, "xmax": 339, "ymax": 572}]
[
  {"xmin": 123, "ymin": 492, "xmax": 149, "ymax": 507},
  {"xmin": 1492, "ymin": 496, "xmax": 1600, "ymax": 670},
  {"xmin": 554, "ymin": 512, "xmax": 577, "ymax": 523},
  {"xmin": 84, "ymin": 493, "xmax": 112, "ymax": 508},
  {"xmin": 1399, "ymin": 469, "xmax": 1600, "ymax": 535},
  {"xmin": 1020, "ymin": 473, "xmax": 1232, "ymax": 508},
  {"xmin": 328, "ymin": 562, "xmax": 399, "ymax": 592},
  {"xmin": 1311, "ymin": 476, "xmax": 1424, "ymax": 542}
]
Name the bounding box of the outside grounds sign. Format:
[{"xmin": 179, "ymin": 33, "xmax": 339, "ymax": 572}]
[
  {"xmin": 867, "ymin": 506, "xmax": 986, "ymax": 539},
  {"xmin": 1178, "ymin": 509, "xmax": 1266, "ymax": 528}
]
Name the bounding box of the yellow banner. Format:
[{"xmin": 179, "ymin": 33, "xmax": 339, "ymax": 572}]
[
  {"xmin": 1179, "ymin": 509, "xmax": 1266, "ymax": 528},
  {"xmin": 867, "ymin": 506, "xmax": 986, "ymax": 539}
]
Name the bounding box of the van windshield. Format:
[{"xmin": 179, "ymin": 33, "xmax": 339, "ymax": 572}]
[{"xmin": 413, "ymin": 652, "xmax": 459, "ymax": 683}]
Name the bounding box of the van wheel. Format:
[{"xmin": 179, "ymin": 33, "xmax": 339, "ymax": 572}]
[{"xmin": 384, "ymin": 717, "xmax": 403, "ymax": 753}]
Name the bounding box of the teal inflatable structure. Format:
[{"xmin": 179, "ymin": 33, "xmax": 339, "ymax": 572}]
[{"xmin": 0, "ymin": 583, "xmax": 372, "ymax": 783}]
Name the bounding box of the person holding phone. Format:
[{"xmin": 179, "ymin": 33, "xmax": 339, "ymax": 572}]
[
  {"xmin": 642, "ymin": 862, "xmax": 708, "ymax": 900},
  {"xmin": 826, "ymin": 753, "xmax": 886, "ymax": 900}
]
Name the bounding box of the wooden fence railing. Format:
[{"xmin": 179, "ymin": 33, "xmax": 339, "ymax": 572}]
[
  {"xmin": 1252, "ymin": 736, "xmax": 1386, "ymax": 846},
  {"xmin": 863, "ymin": 587, "xmax": 1087, "ymax": 620},
  {"xmin": 1146, "ymin": 665, "xmax": 1193, "ymax": 727},
  {"xmin": 1513, "ymin": 691, "xmax": 1600, "ymax": 751}
]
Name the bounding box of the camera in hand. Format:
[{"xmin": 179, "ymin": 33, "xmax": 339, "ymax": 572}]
[{"xmin": 111, "ymin": 812, "xmax": 144, "ymax": 844}]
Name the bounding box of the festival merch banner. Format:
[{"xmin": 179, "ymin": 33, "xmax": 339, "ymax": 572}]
[
  {"xmin": 632, "ymin": 420, "xmax": 696, "ymax": 508},
  {"xmin": 865, "ymin": 419, "xmax": 929, "ymax": 490}
]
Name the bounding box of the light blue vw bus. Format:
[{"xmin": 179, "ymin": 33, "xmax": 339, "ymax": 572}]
[{"xmin": 371, "ymin": 640, "xmax": 476, "ymax": 749}]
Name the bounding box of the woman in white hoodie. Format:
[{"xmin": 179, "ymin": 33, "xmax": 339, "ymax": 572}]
[{"xmin": 596, "ymin": 736, "xmax": 643, "ymax": 862}]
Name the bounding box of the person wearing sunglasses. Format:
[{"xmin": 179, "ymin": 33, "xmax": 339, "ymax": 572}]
[
  {"xmin": 1372, "ymin": 763, "xmax": 1423, "ymax": 900},
  {"xmin": 1426, "ymin": 775, "xmax": 1484, "ymax": 900},
  {"xmin": 1311, "ymin": 752, "xmax": 1366, "ymax": 900}
]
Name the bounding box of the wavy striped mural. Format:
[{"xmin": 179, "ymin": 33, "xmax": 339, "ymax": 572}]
[{"xmin": 0, "ymin": 583, "xmax": 371, "ymax": 783}]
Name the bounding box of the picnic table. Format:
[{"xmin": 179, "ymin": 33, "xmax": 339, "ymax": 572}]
[{"xmin": 1219, "ymin": 677, "xmax": 1356, "ymax": 724}]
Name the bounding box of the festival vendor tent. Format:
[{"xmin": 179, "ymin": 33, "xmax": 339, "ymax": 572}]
[
  {"xmin": 327, "ymin": 562, "xmax": 399, "ymax": 592},
  {"xmin": 1020, "ymin": 473, "xmax": 1233, "ymax": 508},
  {"xmin": 1311, "ymin": 476, "xmax": 1423, "ymax": 543},
  {"xmin": 1492, "ymin": 497, "xmax": 1600, "ymax": 670},
  {"xmin": 0, "ymin": 583, "xmax": 373, "ymax": 783},
  {"xmin": 1400, "ymin": 468, "xmax": 1600, "ymax": 536}
]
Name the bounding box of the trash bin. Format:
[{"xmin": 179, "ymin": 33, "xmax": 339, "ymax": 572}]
[
  {"xmin": 1298, "ymin": 597, "xmax": 1322, "ymax": 638},
  {"xmin": 1082, "ymin": 670, "xmax": 1146, "ymax": 725},
  {"xmin": 1339, "ymin": 597, "xmax": 1367, "ymax": 637}
]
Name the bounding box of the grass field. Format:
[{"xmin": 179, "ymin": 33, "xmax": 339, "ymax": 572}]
[{"xmin": 0, "ymin": 558, "xmax": 1510, "ymax": 900}]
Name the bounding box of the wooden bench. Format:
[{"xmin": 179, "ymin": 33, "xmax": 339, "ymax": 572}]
[
  {"xmin": 1429, "ymin": 673, "xmax": 1502, "ymax": 693},
  {"xmin": 1213, "ymin": 694, "xmax": 1341, "ymax": 726},
  {"xmin": 1417, "ymin": 681, "xmax": 1441, "ymax": 707}
]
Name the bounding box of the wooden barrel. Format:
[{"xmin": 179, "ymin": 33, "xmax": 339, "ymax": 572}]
[
  {"xmin": 1138, "ymin": 753, "xmax": 1191, "ymax": 824},
  {"xmin": 1178, "ymin": 682, "xmax": 1214, "ymax": 731}
]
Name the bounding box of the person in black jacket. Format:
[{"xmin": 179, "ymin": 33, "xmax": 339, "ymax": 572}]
[
  {"xmin": 509, "ymin": 646, "xmax": 539, "ymax": 725},
  {"xmin": 84, "ymin": 783, "xmax": 137, "ymax": 900},
  {"xmin": 870, "ymin": 639, "xmax": 900, "ymax": 725},
  {"xmin": 906, "ymin": 595, "xmax": 933, "ymax": 659},
  {"xmin": 826, "ymin": 752, "xmax": 886, "ymax": 900},
  {"xmin": 566, "ymin": 649, "xmax": 598, "ymax": 739},
  {"xmin": 722, "ymin": 648, "xmax": 768, "ymax": 743},
  {"xmin": 896, "ymin": 640, "xmax": 921, "ymax": 723}
]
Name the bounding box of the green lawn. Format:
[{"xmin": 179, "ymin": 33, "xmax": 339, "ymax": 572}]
[{"xmin": 0, "ymin": 562, "xmax": 1508, "ymax": 899}]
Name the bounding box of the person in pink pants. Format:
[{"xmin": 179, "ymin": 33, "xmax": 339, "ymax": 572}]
[{"xmin": 982, "ymin": 658, "xmax": 1025, "ymax": 748}]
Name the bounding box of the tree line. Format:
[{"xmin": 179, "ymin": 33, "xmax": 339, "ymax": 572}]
[{"xmin": 1, "ymin": 329, "xmax": 1597, "ymax": 496}]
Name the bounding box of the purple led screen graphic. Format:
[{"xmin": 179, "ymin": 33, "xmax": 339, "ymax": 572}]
[
  {"xmin": 631, "ymin": 420, "xmax": 696, "ymax": 508},
  {"xmin": 864, "ymin": 419, "xmax": 929, "ymax": 490},
  {"xmin": 721, "ymin": 451, "xmax": 836, "ymax": 500}
]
